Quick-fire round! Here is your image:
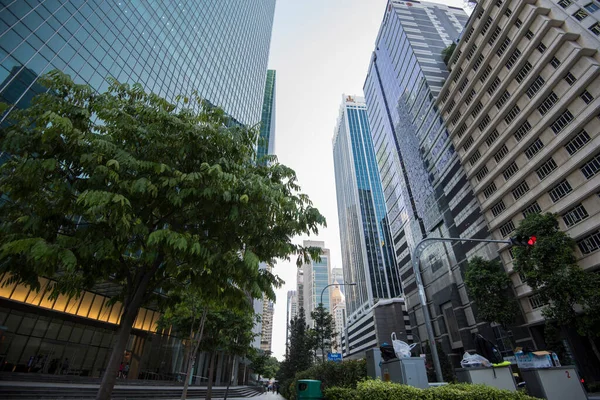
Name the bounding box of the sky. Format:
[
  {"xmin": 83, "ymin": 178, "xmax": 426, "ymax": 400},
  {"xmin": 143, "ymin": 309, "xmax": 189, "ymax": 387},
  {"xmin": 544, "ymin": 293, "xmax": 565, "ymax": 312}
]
[{"xmin": 266, "ymin": 0, "xmax": 468, "ymax": 361}]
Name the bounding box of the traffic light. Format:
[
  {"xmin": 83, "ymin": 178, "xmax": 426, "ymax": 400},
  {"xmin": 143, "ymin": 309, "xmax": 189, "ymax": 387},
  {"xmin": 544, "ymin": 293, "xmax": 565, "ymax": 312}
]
[{"xmin": 510, "ymin": 234, "xmax": 536, "ymax": 247}]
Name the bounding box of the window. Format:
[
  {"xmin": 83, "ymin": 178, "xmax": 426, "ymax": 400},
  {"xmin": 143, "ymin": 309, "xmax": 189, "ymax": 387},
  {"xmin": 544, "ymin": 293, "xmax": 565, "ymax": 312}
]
[
  {"xmin": 514, "ymin": 121, "xmax": 532, "ymax": 141},
  {"xmin": 486, "ymin": 130, "xmax": 500, "ymax": 146},
  {"xmin": 558, "ymin": 0, "xmax": 573, "ymax": 7},
  {"xmin": 451, "ymin": 111, "xmax": 462, "ymax": 126},
  {"xmin": 565, "ymin": 130, "xmax": 591, "ymax": 155},
  {"xmin": 573, "ymin": 9, "xmax": 589, "ymax": 20},
  {"xmin": 491, "ymin": 200, "xmax": 506, "ymax": 217},
  {"xmin": 466, "ymin": 89, "xmax": 477, "ymax": 105},
  {"xmin": 459, "ymin": 78, "xmax": 470, "ymax": 93},
  {"xmin": 512, "ymin": 180, "xmax": 530, "ymax": 200},
  {"xmin": 525, "ymin": 138, "xmax": 544, "ymax": 159},
  {"xmin": 463, "ymin": 136, "xmax": 475, "ymax": 151},
  {"xmin": 472, "ymin": 101, "xmax": 484, "ymax": 117},
  {"xmin": 580, "ymin": 90, "xmax": 594, "ymax": 104},
  {"xmin": 494, "ymin": 145, "xmax": 509, "ymax": 163},
  {"xmin": 536, "ymin": 158, "xmax": 558, "ymax": 180},
  {"xmin": 516, "ymin": 18, "xmax": 523, "ymax": 28},
  {"xmin": 447, "ymin": 99, "xmax": 456, "ymax": 111},
  {"xmin": 496, "ymin": 0, "xmax": 503, "ymax": 6},
  {"xmin": 503, "ymin": 162, "xmax": 519, "ymax": 180},
  {"xmin": 480, "ymin": 65, "xmax": 493, "ymax": 81},
  {"xmin": 526, "ymin": 75, "xmax": 545, "ymax": 98},
  {"xmin": 550, "ymin": 57, "xmax": 561, "ymax": 68},
  {"xmin": 538, "ymin": 92, "xmax": 559, "ymax": 115},
  {"xmin": 505, "ymin": 49, "xmax": 521, "ymax": 69},
  {"xmin": 496, "ymin": 90, "xmax": 511, "ymax": 109},
  {"xmin": 522, "ymin": 201, "xmax": 542, "ymax": 217},
  {"xmin": 504, "ymin": 105, "xmax": 521, "ymax": 124},
  {"xmin": 564, "ymin": 72, "xmax": 577, "ymax": 85},
  {"xmin": 537, "ymin": 42, "xmax": 547, "ymax": 53},
  {"xmin": 483, "ymin": 182, "xmax": 498, "ymax": 198},
  {"xmin": 580, "ymin": 153, "xmax": 600, "ymax": 179},
  {"xmin": 584, "ymin": 2, "xmax": 600, "ymax": 12},
  {"xmin": 467, "ymin": 44, "xmax": 478, "ymax": 60},
  {"xmin": 465, "ymin": 27, "xmax": 475, "ymax": 42},
  {"xmin": 562, "ymin": 204, "xmax": 589, "ymax": 227},
  {"xmin": 487, "ymin": 77, "xmax": 501, "ymax": 95},
  {"xmin": 482, "ymin": 16, "xmax": 493, "ymax": 34},
  {"xmin": 550, "ymin": 110, "xmax": 574, "ymax": 134},
  {"xmin": 473, "ymin": 54, "xmax": 485, "ymax": 71},
  {"xmin": 497, "ymin": 38, "xmax": 511, "ymax": 57},
  {"xmin": 548, "ymin": 179, "xmax": 573, "ymax": 202},
  {"xmin": 476, "ymin": 166, "xmax": 489, "ymax": 182},
  {"xmin": 590, "ymin": 22, "xmax": 600, "ymax": 35},
  {"xmin": 479, "ymin": 115, "xmax": 491, "ymax": 131},
  {"xmin": 477, "ymin": 8, "xmax": 485, "ymax": 18},
  {"xmin": 505, "ymin": 8, "xmax": 512, "ymax": 17},
  {"xmin": 453, "ymin": 67, "xmax": 464, "ymax": 82},
  {"xmin": 489, "ymin": 26, "xmax": 502, "ymax": 45},
  {"xmin": 452, "ymin": 49, "xmax": 462, "ymax": 64},
  {"xmin": 469, "ymin": 150, "xmax": 481, "ymax": 166},
  {"xmin": 577, "ymin": 231, "xmax": 600, "ymax": 254},
  {"xmin": 499, "ymin": 220, "xmax": 516, "ymax": 237},
  {"xmin": 529, "ymin": 294, "xmax": 546, "ymax": 310},
  {"xmin": 442, "ymin": 303, "xmax": 462, "ymax": 345},
  {"xmin": 525, "ymin": 30, "xmax": 534, "ymax": 40},
  {"xmin": 456, "ymin": 123, "xmax": 468, "ymax": 138},
  {"xmin": 516, "ymin": 61, "xmax": 532, "ymax": 83},
  {"xmin": 441, "ymin": 91, "xmax": 450, "ymax": 103}
]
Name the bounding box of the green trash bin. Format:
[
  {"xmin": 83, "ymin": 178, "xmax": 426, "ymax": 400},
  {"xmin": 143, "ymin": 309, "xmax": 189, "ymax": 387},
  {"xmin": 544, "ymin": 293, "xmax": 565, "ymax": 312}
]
[{"xmin": 297, "ymin": 379, "xmax": 323, "ymax": 399}]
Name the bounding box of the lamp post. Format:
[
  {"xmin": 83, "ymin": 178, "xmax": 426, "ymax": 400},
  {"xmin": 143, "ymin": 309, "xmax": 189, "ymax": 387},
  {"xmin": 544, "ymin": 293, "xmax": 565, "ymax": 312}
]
[{"xmin": 319, "ymin": 282, "xmax": 357, "ymax": 362}]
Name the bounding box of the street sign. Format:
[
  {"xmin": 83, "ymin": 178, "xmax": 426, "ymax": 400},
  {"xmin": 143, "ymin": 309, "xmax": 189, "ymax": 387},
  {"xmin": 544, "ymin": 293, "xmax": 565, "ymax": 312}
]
[{"xmin": 327, "ymin": 353, "xmax": 342, "ymax": 362}]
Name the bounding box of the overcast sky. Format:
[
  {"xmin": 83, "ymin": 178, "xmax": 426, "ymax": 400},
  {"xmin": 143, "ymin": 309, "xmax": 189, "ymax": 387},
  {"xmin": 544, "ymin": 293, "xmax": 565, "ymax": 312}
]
[{"xmin": 266, "ymin": 0, "xmax": 468, "ymax": 361}]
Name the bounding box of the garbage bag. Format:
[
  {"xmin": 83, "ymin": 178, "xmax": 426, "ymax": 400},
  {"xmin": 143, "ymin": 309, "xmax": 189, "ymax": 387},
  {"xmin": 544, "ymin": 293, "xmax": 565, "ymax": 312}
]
[
  {"xmin": 391, "ymin": 332, "xmax": 417, "ymax": 358},
  {"xmin": 460, "ymin": 351, "xmax": 492, "ymax": 368},
  {"xmin": 380, "ymin": 342, "xmax": 397, "ymax": 361}
]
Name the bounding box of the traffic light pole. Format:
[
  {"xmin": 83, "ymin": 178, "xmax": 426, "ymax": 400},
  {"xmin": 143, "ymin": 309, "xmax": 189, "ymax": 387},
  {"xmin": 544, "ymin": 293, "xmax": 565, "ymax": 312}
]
[{"xmin": 412, "ymin": 237, "xmax": 512, "ymax": 382}]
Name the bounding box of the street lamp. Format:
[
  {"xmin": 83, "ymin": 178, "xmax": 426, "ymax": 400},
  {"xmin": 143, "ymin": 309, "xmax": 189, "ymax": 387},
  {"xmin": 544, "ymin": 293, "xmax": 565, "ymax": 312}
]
[{"xmin": 319, "ymin": 282, "xmax": 357, "ymax": 362}]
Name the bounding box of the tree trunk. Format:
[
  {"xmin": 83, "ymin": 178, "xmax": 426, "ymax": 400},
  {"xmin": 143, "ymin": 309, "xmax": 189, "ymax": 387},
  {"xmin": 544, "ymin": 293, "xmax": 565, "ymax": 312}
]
[
  {"xmin": 589, "ymin": 336, "xmax": 600, "ymax": 364},
  {"xmin": 223, "ymin": 354, "xmax": 233, "ymax": 400},
  {"xmin": 95, "ymin": 272, "xmax": 152, "ymax": 400},
  {"xmin": 206, "ymin": 351, "xmax": 216, "ymax": 400},
  {"xmin": 181, "ymin": 310, "xmax": 207, "ymax": 400}
]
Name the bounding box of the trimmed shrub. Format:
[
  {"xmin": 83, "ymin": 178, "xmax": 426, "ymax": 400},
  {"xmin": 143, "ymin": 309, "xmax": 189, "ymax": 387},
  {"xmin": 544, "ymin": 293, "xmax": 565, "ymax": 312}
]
[{"xmin": 323, "ymin": 380, "xmax": 541, "ymax": 400}]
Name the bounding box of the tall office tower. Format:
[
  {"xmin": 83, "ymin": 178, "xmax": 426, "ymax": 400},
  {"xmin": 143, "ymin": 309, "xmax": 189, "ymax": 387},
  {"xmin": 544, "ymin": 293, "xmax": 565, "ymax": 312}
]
[
  {"xmin": 0, "ymin": 1, "xmax": 275, "ymax": 126},
  {"xmin": 332, "ymin": 95, "xmax": 409, "ymax": 358},
  {"xmin": 364, "ymin": 0, "xmax": 532, "ymax": 364},
  {"xmin": 257, "ymin": 70, "xmax": 276, "ymax": 161},
  {"xmin": 296, "ymin": 268, "xmax": 305, "ymax": 315},
  {"xmin": 436, "ymin": 0, "xmax": 600, "ymax": 373},
  {"xmin": 330, "ymin": 267, "xmax": 345, "ymax": 294},
  {"xmin": 285, "ymin": 290, "xmax": 298, "ymax": 354},
  {"xmin": 300, "ymin": 241, "xmax": 331, "ymax": 328},
  {"xmin": 260, "ymin": 298, "xmax": 274, "ymax": 353},
  {"xmin": 0, "ymin": 0, "xmax": 276, "ymax": 382},
  {"xmin": 330, "ymin": 284, "xmax": 346, "ymax": 352}
]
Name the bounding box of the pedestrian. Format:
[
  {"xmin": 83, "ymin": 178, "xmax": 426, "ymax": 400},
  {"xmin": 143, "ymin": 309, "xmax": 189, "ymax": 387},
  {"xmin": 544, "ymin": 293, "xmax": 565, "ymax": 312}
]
[
  {"xmin": 61, "ymin": 358, "xmax": 69, "ymax": 375},
  {"xmin": 275, "ymin": 382, "xmax": 279, "ymax": 394},
  {"xmin": 118, "ymin": 362, "xmax": 124, "ymax": 379},
  {"xmin": 124, "ymin": 363, "xmax": 130, "ymax": 379}
]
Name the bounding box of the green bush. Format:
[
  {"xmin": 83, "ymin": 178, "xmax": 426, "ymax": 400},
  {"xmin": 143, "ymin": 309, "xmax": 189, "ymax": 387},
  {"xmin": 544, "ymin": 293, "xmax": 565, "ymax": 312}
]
[
  {"xmin": 282, "ymin": 359, "xmax": 367, "ymax": 400},
  {"xmin": 323, "ymin": 380, "xmax": 540, "ymax": 400}
]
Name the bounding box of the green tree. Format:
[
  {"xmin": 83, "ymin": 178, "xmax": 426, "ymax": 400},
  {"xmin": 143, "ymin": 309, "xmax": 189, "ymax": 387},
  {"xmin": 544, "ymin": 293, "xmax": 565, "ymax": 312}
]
[
  {"xmin": 441, "ymin": 42, "xmax": 457, "ymax": 65},
  {"xmin": 513, "ymin": 213, "xmax": 600, "ymax": 362},
  {"xmin": 0, "ymin": 71, "xmax": 325, "ymax": 400},
  {"xmin": 277, "ymin": 307, "xmax": 313, "ymax": 393},
  {"xmin": 464, "ymin": 256, "xmax": 520, "ymax": 327},
  {"xmin": 249, "ymin": 350, "xmax": 279, "ymax": 380},
  {"xmin": 310, "ymin": 303, "xmax": 336, "ymax": 362}
]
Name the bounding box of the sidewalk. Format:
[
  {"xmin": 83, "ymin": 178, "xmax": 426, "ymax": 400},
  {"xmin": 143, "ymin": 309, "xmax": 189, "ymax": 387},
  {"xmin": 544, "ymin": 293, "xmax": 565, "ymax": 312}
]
[{"xmin": 229, "ymin": 393, "xmax": 285, "ymax": 400}]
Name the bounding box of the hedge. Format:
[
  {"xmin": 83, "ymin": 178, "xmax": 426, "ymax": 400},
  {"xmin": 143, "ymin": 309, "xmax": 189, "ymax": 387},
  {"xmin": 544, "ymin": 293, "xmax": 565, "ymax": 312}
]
[{"xmin": 323, "ymin": 380, "xmax": 540, "ymax": 400}]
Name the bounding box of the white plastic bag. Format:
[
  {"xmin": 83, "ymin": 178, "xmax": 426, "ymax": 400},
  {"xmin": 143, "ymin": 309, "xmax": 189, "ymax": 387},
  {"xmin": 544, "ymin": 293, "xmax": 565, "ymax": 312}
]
[
  {"xmin": 460, "ymin": 352, "xmax": 491, "ymax": 368},
  {"xmin": 391, "ymin": 332, "xmax": 417, "ymax": 358}
]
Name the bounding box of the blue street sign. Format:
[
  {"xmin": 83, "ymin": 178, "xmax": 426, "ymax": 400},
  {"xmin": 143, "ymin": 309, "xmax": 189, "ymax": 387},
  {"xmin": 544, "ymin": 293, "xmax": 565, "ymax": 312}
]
[{"xmin": 327, "ymin": 352, "xmax": 342, "ymax": 362}]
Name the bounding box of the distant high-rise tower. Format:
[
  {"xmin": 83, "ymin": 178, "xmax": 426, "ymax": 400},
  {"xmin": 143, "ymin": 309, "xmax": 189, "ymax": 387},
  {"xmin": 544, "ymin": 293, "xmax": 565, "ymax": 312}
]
[
  {"xmin": 330, "ymin": 267, "xmax": 345, "ymax": 294},
  {"xmin": 257, "ymin": 70, "xmax": 276, "ymax": 161},
  {"xmin": 332, "ymin": 95, "xmax": 408, "ymax": 358},
  {"xmin": 285, "ymin": 290, "xmax": 298, "ymax": 354},
  {"xmin": 300, "ymin": 241, "xmax": 331, "ymax": 328}
]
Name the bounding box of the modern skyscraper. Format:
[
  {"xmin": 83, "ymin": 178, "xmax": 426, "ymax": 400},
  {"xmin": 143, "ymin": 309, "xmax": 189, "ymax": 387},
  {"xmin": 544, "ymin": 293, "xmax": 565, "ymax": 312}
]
[
  {"xmin": 0, "ymin": 1, "xmax": 275, "ymax": 126},
  {"xmin": 333, "ymin": 94, "xmax": 408, "ymax": 357},
  {"xmin": 257, "ymin": 70, "xmax": 276, "ymax": 161},
  {"xmin": 0, "ymin": 0, "xmax": 276, "ymax": 382},
  {"xmin": 363, "ymin": 0, "xmax": 531, "ymax": 364},
  {"xmin": 285, "ymin": 290, "xmax": 298, "ymax": 354},
  {"xmin": 436, "ymin": 0, "xmax": 600, "ymax": 373},
  {"xmin": 330, "ymin": 267, "xmax": 345, "ymax": 294},
  {"xmin": 330, "ymin": 284, "xmax": 346, "ymax": 352},
  {"xmin": 260, "ymin": 297, "xmax": 274, "ymax": 353},
  {"xmin": 300, "ymin": 241, "xmax": 331, "ymax": 328}
]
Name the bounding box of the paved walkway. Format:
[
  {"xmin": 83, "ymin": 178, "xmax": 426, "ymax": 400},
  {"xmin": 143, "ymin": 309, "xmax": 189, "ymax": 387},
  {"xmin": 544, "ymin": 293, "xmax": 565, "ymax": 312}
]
[{"xmin": 228, "ymin": 393, "xmax": 285, "ymax": 400}]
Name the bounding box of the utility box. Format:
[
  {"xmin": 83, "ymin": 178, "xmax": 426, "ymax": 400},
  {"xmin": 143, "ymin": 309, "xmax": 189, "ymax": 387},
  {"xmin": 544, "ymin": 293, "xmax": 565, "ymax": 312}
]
[
  {"xmin": 455, "ymin": 366, "xmax": 516, "ymax": 391},
  {"xmin": 366, "ymin": 348, "xmax": 382, "ymax": 379},
  {"xmin": 520, "ymin": 366, "xmax": 587, "ymax": 400},
  {"xmin": 297, "ymin": 379, "xmax": 323, "ymax": 400},
  {"xmin": 381, "ymin": 357, "xmax": 428, "ymax": 389}
]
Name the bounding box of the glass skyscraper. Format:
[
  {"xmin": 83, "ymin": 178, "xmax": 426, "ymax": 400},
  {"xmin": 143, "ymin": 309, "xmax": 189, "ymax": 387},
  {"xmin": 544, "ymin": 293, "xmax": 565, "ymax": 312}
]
[
  {"xmin": 0, "ymin": 0, "xmax": 276, "ymax": 381},
  {"xmin": 257, "ymin": 69, "xmax": 276, "ymax": 162},
  {"xmin": 0, "ymin": 0, "xmax": 275, "ymax": 126},
  {"xmin": 300, "ymin": 240, "xmax": 331, "ymax": 329},
  {"xmin": 332, "ymin": 95, "xmax": 408, "ymax": 357},
  {"xmin": 363, "ymin": 0, "xmax": 525, "ymax": 364}
]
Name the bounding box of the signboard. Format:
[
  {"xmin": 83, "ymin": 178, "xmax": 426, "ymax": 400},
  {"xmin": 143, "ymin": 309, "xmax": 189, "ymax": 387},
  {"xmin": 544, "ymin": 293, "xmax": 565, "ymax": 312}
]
[{"xmin": 327, "ymin": 353, "xmax": 343, "ymax": 362}]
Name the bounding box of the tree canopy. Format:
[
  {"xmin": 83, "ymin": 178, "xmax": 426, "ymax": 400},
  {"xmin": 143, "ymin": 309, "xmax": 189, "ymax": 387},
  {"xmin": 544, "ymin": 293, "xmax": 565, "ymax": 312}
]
[
  {"xmin": 310, "ymin": 303, "xmax": 336, "ymax": 361},
  {"xmin": 0, "ymin": 71, "xmax": 326, "ymax": 399}
]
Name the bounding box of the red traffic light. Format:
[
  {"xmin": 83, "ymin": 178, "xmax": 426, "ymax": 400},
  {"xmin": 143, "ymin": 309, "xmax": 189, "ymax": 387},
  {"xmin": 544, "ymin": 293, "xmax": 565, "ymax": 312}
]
[{"xmin": 527, "ymin": 236, "xmax": 536, "ymax": 246}]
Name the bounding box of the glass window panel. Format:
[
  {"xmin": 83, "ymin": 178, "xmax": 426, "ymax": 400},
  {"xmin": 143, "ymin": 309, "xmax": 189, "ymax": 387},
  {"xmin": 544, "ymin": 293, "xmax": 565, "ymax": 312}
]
[
  {"xmin": 88, "ymin": 294, "xmax": 105, "ymax": 320},
  {"xmin": 5, "ymin": 334, "xmax": 27, "ymax": 364},
  {"xmin": 17, "ymin": 315, "xmax": 37, "ymax": 335},
  {"xmin": 53, "ymin": 292, "xmax": 70, "ymax": 312},
  {"xmin": 80, "ymin": 328, "xmax": 94, "ymax": 345},
  {"xmin": 38, "ymin": 285, "xmax": 56, "ymax": 309},
  {"xmin": 76, "ymin": 292, "xmax": 95, "ymax": 318},
  {"xmin": 19, "ymin": 337, "xmax": 41, "ymax": 365},
  {"xmin": 64, "ymin": 295, "xmax": 82, "ymax": 315},
  {"xmin": 133, "ymin": 308, "xmax": 147, "ymax": 329},
  {"xmin": 5, "ymin": 313, "xmax": 23, "ymax": 332},
  {"xmin": 98, "ymin": 302, "xmax": 113, "ymax": 322},
  {"xmin": 44, "ymin": 320, "xmax": 62, "ymax": 340},
  {"xmin": 0, "ymin": 274, "xmax": 17, "ymax": 298},
  {"xmin": 108, "ymin": 302, "xmax": 122, "ymax": 325},
  {"xmin": 57, "ymin": 322, "xmax": 74, "ymax": 341},
  {"xmin": 32, "ymin": 316, "xmax": 50, "ymax": 337},
  {"xmin": 70, "ymin": 326, "xmax": 84, "ymax": 343},
  {"xmin": 10, "ymin": 284, "xmax": 31, "ymax": 302}
]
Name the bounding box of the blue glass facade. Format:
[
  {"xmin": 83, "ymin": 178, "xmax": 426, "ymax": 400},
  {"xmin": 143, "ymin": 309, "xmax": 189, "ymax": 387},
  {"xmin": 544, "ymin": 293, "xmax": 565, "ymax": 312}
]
[
  {"xmin": 0, "ymin": 0, "xmax": 275, "ymax": 126},
  {"xmin": 313, "ymin": 256, "xmax": 330, "ymax": 311},
  {"xmin": 333, "ymin": 96, "xmax": 401, "ymax": 320},
  {"xmin": 257, "ymin": 69, "xmax": 276, "ymax": 162}
]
